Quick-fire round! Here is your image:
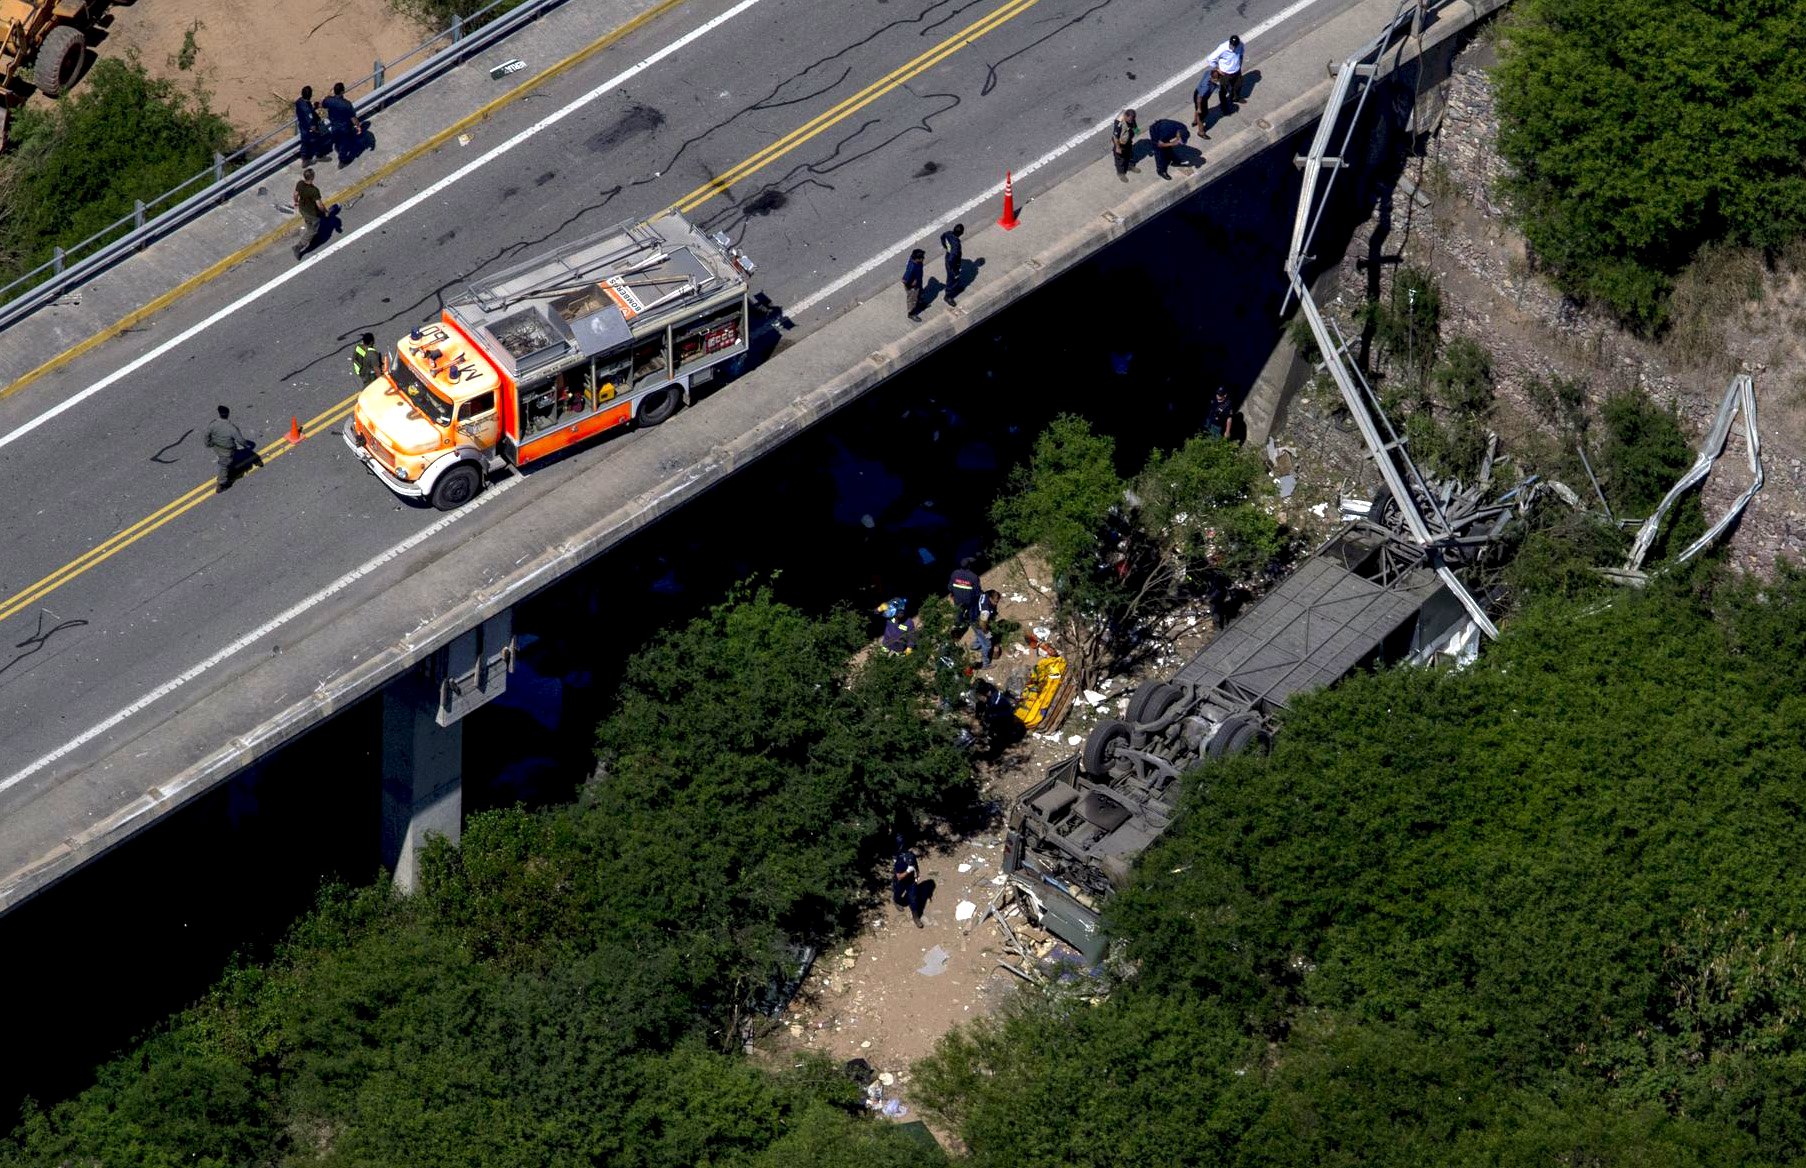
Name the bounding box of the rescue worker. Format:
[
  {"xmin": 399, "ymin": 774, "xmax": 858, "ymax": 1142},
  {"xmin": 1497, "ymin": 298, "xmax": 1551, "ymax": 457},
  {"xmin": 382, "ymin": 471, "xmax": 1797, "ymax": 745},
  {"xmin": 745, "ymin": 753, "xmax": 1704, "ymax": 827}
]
[
  {"xmin": 1111, "ymin": 107, "xmax": 1139, "ymax": 181},
  {"xmin": 947, "ymin": 560, "xmax": 981, "ymax": 626},
  {"xmin": 321, "ymin": 82, "xmax": 361, "ymax": 166},
  {"xmin": 892, "ymin": 836, "xmax": 925, "ymax": 927},
  {"xmin": 902, "ymin": 249, "xmax": 925, "ymax": 322},
  {"xmin": 292, "ymin": 168, "xmax": 324, "ymax": 260},
  {"xmin": 878, "ymin": 598, "xmax": 916, "ymax": 655},
  {"xmin": 1148, "ymin": 117, "xmax": 1192, "ymax": 179},
  {"xmin": 205, "ymin": 405, "xmax": 261, "ymax": 492},
  {"xmin": 295, "ymin": 86, "xmax": 327, "ymax": 162},
  {"xmin": 1206, "ymin": 386, "xmax": 1234, "ymax": 438},
  {"xmin": 352, "ymin": 333, "xmax": 387, "ymax": 386},
  {"xmin": 970, "ymin": 587, "xmax": 1001, "ymax": 667},
  {"xmin": 939, "ymin": 223, "xmax": 965, "ymax": 307}
]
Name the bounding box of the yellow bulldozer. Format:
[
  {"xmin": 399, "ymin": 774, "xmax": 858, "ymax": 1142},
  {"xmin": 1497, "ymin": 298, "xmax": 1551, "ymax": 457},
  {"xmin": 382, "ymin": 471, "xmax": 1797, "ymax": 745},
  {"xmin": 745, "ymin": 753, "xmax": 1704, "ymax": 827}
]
[{"xmin": 0, "ymin": 0, "xmax": 111, "ymax": 151}]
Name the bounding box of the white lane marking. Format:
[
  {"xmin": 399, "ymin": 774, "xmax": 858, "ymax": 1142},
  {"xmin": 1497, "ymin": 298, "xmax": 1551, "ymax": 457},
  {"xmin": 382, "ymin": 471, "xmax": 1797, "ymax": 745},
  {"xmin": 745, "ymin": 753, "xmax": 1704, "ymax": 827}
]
[
  {"xmin": 788, "ymin": 0, "xmax": 1334, "ymax": 317},
  {"xmin": 0, "ymin": 0, "xmax": 771, "ymax": 453},
  {"xmin": 0, "ymin": 0, "xmax": 1338, "ymax": 797},
  {"xmin": 0, "ymin": 475, "xmax": 522, "ymax": 796}
]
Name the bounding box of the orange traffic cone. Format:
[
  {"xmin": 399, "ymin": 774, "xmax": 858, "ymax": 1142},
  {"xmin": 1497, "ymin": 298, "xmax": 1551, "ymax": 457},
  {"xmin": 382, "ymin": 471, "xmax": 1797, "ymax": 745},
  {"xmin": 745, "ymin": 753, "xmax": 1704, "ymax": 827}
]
[
  {"xmin": 288, "ymin": 416, "xmax": 304, "ymax": 443},
  {"xmin": 997, "ymin": 170, "xmax": 1020, "ymax": 230}
]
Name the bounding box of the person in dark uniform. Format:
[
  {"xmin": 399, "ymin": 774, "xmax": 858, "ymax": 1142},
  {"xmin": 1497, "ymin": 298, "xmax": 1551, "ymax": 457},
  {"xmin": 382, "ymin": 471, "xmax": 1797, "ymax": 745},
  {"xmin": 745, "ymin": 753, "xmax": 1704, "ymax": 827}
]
[
  {"xmin": 1205, "ymin": 386, "xmax": 1233, "ymax": 438},
  {"xmin": 939, "ymin": 223, "xmax": 965, "ymax": 307},
  {"xmin": 351, "ymin": 333, "xmax": 387, "ymax": 387},
  {"xmin": 292, "ymin": 168, "xmax": 325, "ymax": 260},
  {"xmin": 205, "ymin": 405, "xmax": 262, "ymax": 492},
  {"xmin": 892, "ymin": 837, "xmax": 924, "ymax": 927},
  {"xmin": 878, "ymin": 598, "xmax": 916, "ymax": 655},
  {"xmin": 1147, "ymin": 117, "xmax": 1192, "ymax": 179},
  {"xmin": 947, "ymin": 561, "xmax": 981, "ymax": 628},
  {"xmin": 970, "ymin": 587, "xmax": 1000, "ymax": 667},
  {"xmin": 902, "ymin": 249, "xmax": 925, "ymax": 321},
  {"xmin": 321, "ymin": 82, "xmax": 361, "ymax": 166},
  {"xmin": 295, "ymin": 86, "xmax": 327, "ymax": 162}
]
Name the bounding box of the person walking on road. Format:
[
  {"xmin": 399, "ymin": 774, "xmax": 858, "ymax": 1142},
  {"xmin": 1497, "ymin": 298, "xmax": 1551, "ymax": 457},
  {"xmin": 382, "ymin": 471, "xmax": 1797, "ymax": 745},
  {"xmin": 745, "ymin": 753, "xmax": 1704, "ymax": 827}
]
[
  {"xmin": 1148, "ymin": 117, "xmax": 1192, "ymax": 179},
  {"xmin": 1111, "ymin": 107, "xmax": 1139, "ymax": 180},
  {"xmin": 939, "ymin": 223, "xmax": 965, "ymax": 307},
  {"xmin": 892, "ymin": 836, "xmax": 925, "ymax": 928},
  {"xmin": 902, "ymin": 249, "xmax": 925, "ymax": 321},
  {"xmin": 321, "ymin": 82, "xmax": 361, "ymax": 166},
  {"xmin": 206, "ymin": 405, "xmax": 262, "ymax": 492},
  {"xmin": 1206, "ymin": 35, "xmax": 1244, "ymax": 116},
  {"xmin": 352, "ymin": 332, "xmax": 387, "ymax": 386},
  {"xmin": 295, "ymin": 86, "xmax": 327, "ymax": 162},
  {"xmin": 292, "ymin": 168, "xmax": 325, "ymax": 260}
]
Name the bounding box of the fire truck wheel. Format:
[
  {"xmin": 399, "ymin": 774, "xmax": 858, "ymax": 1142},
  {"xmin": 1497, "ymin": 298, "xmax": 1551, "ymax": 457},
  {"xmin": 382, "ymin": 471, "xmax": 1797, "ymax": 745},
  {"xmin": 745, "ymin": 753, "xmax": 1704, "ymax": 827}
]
[
  {"xmin": 429, "ymin": 463, "xmax": 482, "ymax": 510},
  {"xmin": 37, "ymin": 26, "xmax": 89, "ymax": 98},
  {"xmin": 1126, "ymin": 681, "xmax": 1181, "ymax": 725},
  {"xmin": 637, "ymin": 386, "xmax": 680, "ymax": 426},
  {"xmin": 1082, "ymin": 719, "xmax": 1131, "ymax": 776}
]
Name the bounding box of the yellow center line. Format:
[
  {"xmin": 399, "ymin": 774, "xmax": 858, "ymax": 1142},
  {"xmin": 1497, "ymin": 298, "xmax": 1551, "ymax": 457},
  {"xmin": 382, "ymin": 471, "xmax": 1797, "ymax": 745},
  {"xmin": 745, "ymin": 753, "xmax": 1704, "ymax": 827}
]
[
  {"xmin": 3, "ymin": 0, "xmax": 1037, "ymax": 624},
  {"xmin": 673, "ymin": 0, "xmax": 1038, "ymax": 212},
  {"xmin": 0, "ymin": 399, "xmax": 357, "ymax": 625}
]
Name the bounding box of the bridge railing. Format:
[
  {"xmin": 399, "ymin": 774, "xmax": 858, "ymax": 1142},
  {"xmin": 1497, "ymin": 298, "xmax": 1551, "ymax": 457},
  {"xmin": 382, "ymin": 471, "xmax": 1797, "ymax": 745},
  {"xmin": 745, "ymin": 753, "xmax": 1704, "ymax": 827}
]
[{"xmin": 0, "ymin": 0, "xmax": 568, "ymax": 336}]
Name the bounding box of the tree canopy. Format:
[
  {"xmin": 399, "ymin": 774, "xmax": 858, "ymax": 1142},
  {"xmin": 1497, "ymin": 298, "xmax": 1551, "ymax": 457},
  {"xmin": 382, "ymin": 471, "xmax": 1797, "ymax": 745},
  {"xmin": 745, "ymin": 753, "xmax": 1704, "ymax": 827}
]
[
  {"xmin": 917, "ymin": 565, "xmax": 1806, "ymax": 1166},
  {"xmin": 1493, "ymin": 0, "xmax": 1806, "ymax": 330},
  {"xmin": 2, "ymin": 589, "xmax": 962, "ymax": 1167}
]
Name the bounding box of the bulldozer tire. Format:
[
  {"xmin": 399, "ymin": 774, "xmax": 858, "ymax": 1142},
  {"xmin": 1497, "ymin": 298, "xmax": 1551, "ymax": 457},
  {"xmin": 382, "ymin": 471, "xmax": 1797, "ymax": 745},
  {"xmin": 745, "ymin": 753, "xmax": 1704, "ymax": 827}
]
[
  {"xmin": 1082, "ymin": 719, "xmax": 1131, "ymax": 776},
  {"xmin": 36, "ymin": 25, "xmax": 88, "ymax": 99},
  {"xmin": 1126, "ymin": 680, "xmax": 1181, "ymax": 725}
]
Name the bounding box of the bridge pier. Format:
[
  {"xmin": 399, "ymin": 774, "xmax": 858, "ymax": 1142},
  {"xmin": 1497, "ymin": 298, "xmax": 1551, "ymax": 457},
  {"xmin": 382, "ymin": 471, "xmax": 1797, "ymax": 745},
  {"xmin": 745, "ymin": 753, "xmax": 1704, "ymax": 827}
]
[{"xmin": 378, "ymin": 609, "xmax": 514, "ymax": 892}]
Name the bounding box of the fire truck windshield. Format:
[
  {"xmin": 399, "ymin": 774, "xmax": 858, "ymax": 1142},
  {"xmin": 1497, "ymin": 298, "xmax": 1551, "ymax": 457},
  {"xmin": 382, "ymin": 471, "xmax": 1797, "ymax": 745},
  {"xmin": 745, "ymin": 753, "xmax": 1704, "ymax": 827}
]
[{"xmin": 390, "ymin": 358, "xmax": 455, "ymax": 426}]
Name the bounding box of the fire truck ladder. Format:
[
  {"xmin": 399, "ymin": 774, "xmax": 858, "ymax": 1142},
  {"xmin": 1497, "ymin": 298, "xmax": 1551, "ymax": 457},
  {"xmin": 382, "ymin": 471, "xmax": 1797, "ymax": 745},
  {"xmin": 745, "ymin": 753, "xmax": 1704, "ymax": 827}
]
[
  {"xmin": 463, "ymin": 218, "xmax": 710, "ymax": 314},
  {"xmin": 1281, "ymin": 0, "xmax": 1499, "ymax": 640}
]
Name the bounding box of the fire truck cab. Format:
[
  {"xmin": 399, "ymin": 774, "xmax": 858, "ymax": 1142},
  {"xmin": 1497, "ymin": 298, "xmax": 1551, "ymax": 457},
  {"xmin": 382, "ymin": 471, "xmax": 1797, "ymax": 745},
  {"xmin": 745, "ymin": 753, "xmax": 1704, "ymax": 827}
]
[{"xmin": 344, "ymin": 211, "xmax": 754, "ymax": 509}]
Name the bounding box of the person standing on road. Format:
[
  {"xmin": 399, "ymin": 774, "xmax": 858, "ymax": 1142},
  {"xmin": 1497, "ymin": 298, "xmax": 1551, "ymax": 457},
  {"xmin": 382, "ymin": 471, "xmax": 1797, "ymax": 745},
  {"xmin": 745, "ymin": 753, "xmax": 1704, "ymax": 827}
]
[
  {"xmin": 321, "ymin": 82, "xmax": 361, "ymax": 166},
  {"xmin": 892, "ymin": 836, "xmax": 925, "ymax": 928},
  {"xmin": 1206, "ymin": 35, "xmax": 1244, "ymax": 116},
  {"xmin": 206, "ymin": 405, "xmax": 262, "ymax": 492},
  {"xmin": 1111, "ymin": 107, "xmax": 1139, "ymax": 181},
  {"xmin": 939, "ymin": 223, "xmax": 965, "ymax": 307},
  {"xmin": 352, "ymin": 332, "xmax": 387, "ymax": 386},
  {"xmin": 295, "ymin": 86, "xmax": 327, "ymax": 162},
  {"xmin": 292, "ymin": 168, "xmax": 325, "ymax": 260},
  {"xmin": 1148, "ymin": 117, "xmax": 1192, "ymax": 179},
  {"xmin": 902, "ymin": 249, "xmax": 925, "ymax": 321}
]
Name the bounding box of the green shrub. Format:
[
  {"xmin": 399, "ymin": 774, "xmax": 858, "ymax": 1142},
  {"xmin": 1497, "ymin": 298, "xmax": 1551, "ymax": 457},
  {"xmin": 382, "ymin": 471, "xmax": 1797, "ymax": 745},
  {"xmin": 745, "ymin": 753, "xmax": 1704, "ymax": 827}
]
[
  {"xmin": 1365, "ymin": 266, "xmax": 1442, "ymax": 384},
  {"xmin": 0, "ymin": 56, "xmax": 237, "ymax": 287},
  {"xmin": 1494, "ymin": 0, "xmax": 1806, "ymax": 332}
]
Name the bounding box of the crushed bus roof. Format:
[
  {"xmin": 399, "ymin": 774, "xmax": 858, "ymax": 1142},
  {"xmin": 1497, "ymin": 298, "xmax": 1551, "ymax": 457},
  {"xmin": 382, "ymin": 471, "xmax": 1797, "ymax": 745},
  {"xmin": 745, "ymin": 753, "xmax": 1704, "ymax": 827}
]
[{"xmin": 446, "ymin": 211, "xmax": 750, "ymax": 381}]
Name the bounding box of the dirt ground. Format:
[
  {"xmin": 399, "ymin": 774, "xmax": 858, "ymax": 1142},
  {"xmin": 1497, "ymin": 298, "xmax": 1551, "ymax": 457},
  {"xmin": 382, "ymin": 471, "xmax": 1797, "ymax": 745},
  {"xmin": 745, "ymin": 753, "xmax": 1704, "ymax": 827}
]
[
  {"xmin": 96, "ymin": 0, "xmax": 427, "ymax": 135},
  {"xmin": 763, "ymin": 553, "xmax": 1225, "ymax": 1126}
]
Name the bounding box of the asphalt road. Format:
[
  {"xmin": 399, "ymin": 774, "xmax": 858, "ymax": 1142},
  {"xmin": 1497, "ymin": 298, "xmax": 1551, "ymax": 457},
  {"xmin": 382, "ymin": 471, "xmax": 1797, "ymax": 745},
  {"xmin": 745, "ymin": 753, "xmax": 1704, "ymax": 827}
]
[{"xmin": 0, "ymin": 0, "xmax": 1359, "ymax": 807}]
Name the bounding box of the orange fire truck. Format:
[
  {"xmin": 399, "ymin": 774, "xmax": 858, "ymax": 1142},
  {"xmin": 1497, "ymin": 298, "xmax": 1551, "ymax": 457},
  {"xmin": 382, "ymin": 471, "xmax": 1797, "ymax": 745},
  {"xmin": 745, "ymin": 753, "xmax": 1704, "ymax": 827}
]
[{"xmin": 344, "ymin": 211, "xmax": 754, "ymax": 509}]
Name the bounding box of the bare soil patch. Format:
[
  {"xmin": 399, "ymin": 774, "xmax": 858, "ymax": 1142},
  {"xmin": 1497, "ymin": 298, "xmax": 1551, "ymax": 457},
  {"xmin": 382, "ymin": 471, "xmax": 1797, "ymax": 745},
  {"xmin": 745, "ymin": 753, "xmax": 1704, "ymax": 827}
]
[{"xmin": 100, "ymin": 0, "xmax": 427, "ymax": 135}]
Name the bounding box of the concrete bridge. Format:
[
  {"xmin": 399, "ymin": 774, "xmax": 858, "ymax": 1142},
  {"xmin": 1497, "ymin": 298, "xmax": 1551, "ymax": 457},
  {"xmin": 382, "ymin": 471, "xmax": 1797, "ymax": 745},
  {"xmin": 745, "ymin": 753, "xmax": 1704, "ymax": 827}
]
[{"xmin": 0, "ymin": 0, "xmax": 1500, "ymax": 912}]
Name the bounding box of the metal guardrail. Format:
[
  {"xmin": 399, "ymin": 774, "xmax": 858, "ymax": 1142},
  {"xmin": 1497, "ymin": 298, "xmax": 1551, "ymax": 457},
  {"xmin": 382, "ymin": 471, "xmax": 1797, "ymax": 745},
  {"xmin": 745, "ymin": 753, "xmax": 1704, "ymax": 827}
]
[{"xmin": 0, "ymin": 0, "xmax": 568, "ymax": 336}]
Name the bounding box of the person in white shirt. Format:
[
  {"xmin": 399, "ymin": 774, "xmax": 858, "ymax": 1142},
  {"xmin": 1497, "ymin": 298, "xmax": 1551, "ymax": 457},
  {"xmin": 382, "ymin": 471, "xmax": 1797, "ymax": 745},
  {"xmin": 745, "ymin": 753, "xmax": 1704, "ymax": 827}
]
[{"xmin": 1206, "ymin": 34, "xmax": 1244, "ymax": 117}]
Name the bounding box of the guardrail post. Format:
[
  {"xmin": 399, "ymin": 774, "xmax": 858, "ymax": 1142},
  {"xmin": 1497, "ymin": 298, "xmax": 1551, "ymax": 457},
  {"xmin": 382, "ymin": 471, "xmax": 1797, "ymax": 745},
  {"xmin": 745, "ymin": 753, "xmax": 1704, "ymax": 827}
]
[
  {"xmin": 373, "ymin": 58, "xmax": 385, "ymax": 89},
  {"xmin": 134, "ymin": 200, "xmax": 146, "ymax": 232},
  {"xmin": 213, "ymin": 151, "xmax": 226, "ymax": 184},
  {"xmin": 53, "ymin": 246, "xmax": 65, "ymax": 276},
  {"xmin": 450, "ymin": 13, "xmax": 463, "ymax": 44}
]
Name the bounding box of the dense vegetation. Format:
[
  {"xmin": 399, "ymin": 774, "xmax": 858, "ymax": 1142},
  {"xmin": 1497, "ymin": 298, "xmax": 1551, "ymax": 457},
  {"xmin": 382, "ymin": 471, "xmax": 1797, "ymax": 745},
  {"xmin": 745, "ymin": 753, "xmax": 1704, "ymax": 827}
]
[
  {"xmin": 0, "ymin": 57, "xmax": 236, "ymax": 289},
  {"xmin": 1, "ymin": 590, "xmax": 963, "ymax": 1166},
  {"xmin": 1494, "ymin": 0, "xmax": 1806, "ymax": 331},
  {"xmin": 917, "ymin": 564, "xmax": 1806, "ymax": 1164},
  {"xmin": 991, "ymin": 415, "xmax": 1285, "ymax": 677}
]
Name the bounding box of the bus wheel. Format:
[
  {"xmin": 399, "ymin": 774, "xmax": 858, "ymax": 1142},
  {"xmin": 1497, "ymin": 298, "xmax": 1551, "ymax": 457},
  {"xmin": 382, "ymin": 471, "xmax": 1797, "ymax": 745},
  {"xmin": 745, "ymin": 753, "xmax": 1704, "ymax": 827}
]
[
  {"xmin": 430, "ymin": 463, "xmax": 482, "ymax": 510},
  {"xmin": 638, "ymin": 386, "xmax": 680, "ymax": 426}
]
